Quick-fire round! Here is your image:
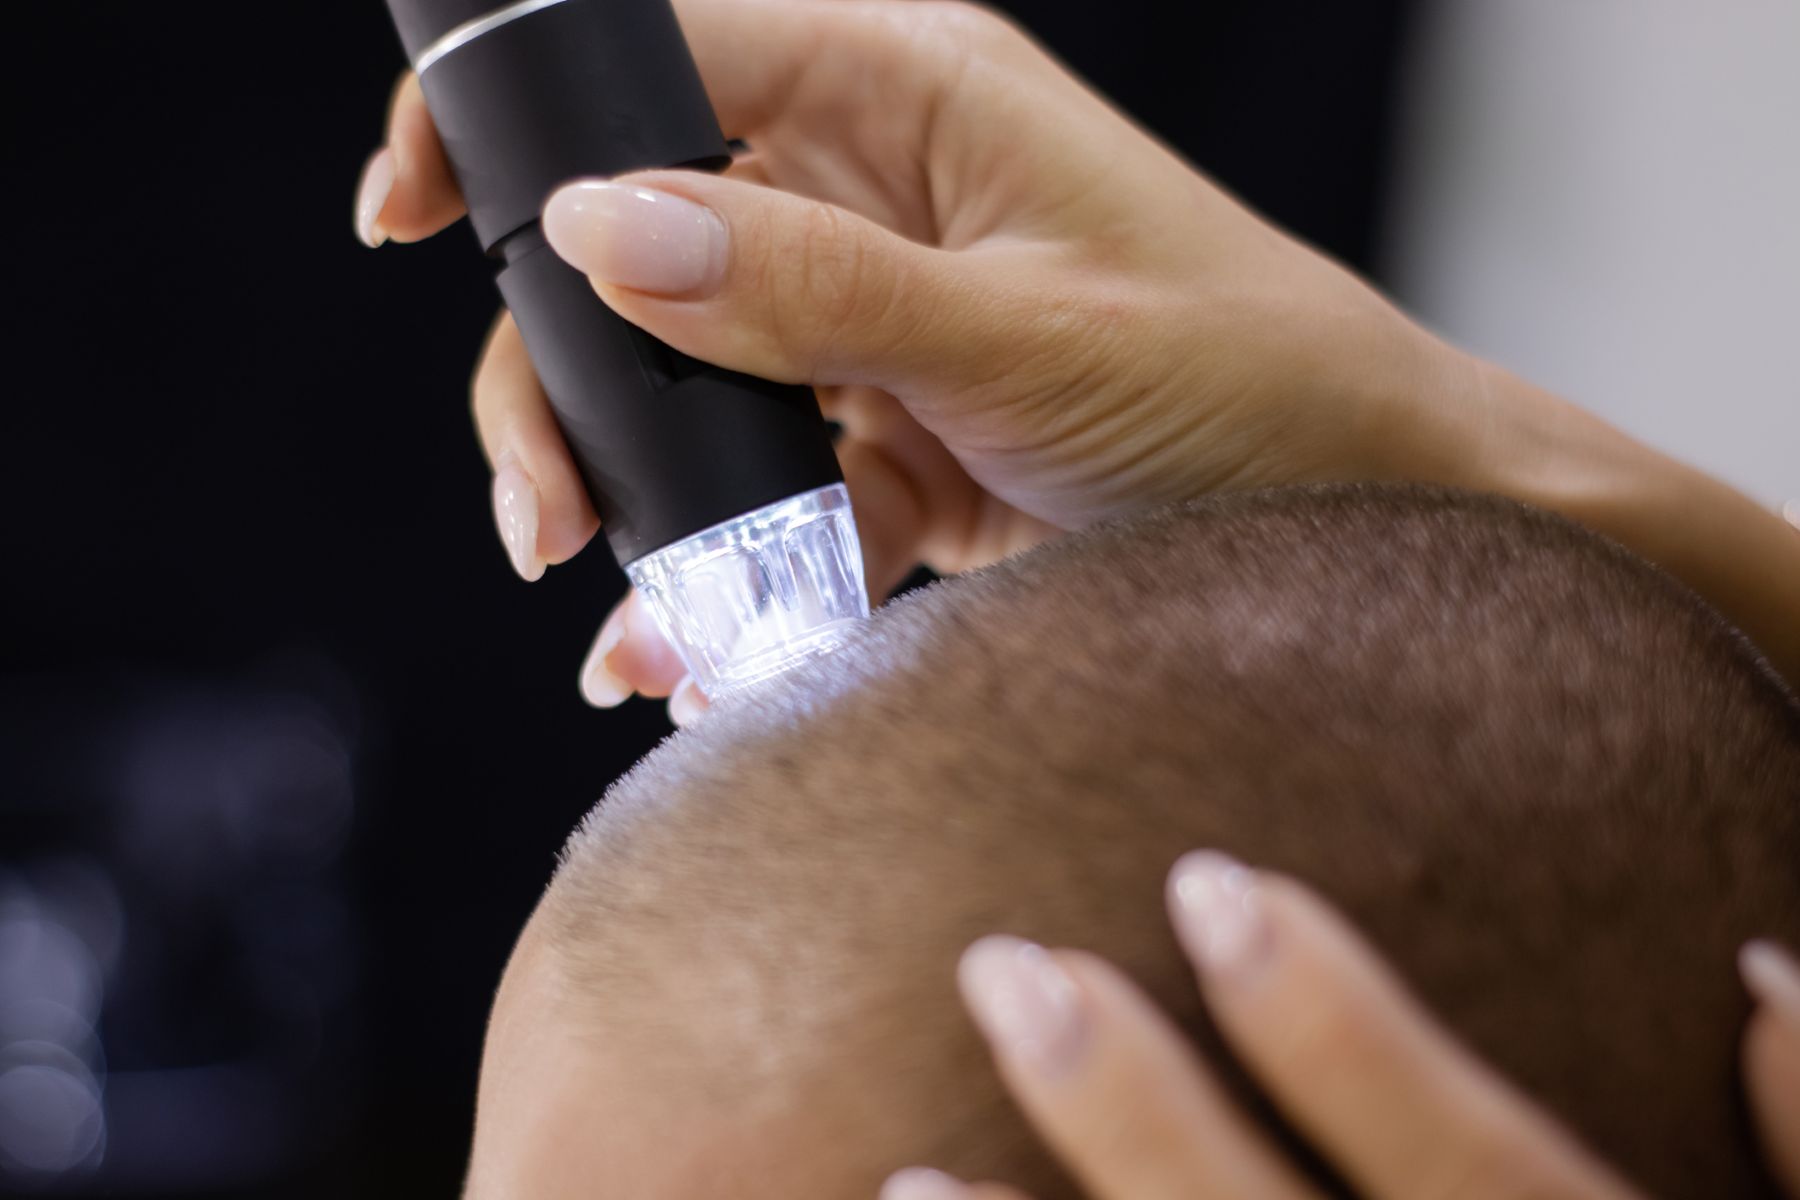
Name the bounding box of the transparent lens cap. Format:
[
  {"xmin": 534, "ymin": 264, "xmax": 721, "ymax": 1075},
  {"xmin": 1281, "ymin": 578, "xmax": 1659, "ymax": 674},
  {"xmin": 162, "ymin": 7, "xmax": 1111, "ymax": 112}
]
[{"xmin": 625, "ymin": 483, "xmax": 870, "ymax": 698}]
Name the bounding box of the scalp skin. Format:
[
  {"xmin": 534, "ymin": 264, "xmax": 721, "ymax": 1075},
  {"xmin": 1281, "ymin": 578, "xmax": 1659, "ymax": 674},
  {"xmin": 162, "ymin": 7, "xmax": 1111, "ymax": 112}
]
[{"xmin": 545, "ymin": 484, "xmax": 1800, "ymax": 1198}]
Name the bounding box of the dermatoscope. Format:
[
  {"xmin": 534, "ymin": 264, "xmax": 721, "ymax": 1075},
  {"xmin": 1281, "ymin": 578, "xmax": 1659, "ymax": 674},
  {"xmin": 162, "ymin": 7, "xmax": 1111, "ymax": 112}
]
[{"xmin": 383, "ymin": 0, "xmax": 869, "ymax": 697}]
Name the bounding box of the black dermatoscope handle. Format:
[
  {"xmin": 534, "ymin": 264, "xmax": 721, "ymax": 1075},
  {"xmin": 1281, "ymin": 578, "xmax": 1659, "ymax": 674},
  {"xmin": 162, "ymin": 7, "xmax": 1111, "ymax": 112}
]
[{"xmin": 384, "ymin": 0, "xmax": 842, "ymax": 566}]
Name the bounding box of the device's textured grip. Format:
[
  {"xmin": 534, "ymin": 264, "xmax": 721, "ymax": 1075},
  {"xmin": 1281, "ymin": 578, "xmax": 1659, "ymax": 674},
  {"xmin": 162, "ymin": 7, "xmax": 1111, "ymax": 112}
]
[{"xmin": 495, "ymin": 240, "xmax": 842, "ymax": 565}]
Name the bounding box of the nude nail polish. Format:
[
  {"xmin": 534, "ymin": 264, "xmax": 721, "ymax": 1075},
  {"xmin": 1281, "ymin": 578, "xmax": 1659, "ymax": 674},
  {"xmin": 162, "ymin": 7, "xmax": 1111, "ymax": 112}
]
[
  {"xmin": 1169, "ymin": 851, "xmax": 1269, "ymax": 975},
  {"xmin": 354, "ymin": 147, "xmax": 394, "ymax": 248},
  {"xmin": 541, "ymin": 182, "xmax": 726, "ymax": 295},
  {"xmin": 880, "ymin": 1167, "xmax": 971, "ymax": 1200},
  {"xmin": 667, "ymin": 676, "xmax": 708, "ymax": 727},
  {"xmin": 581, "ymin": 607, "xmax": 632, "ymax": 707},
  {"xmin": 1741, "ymin": 940, "xmax": 1800, "ymax": 1025},
  {"xmin": 491, "ymin": 459, "xmax": 544, "ymax": 582},
  {"xmin": 1783, "ymin": 500, "xmax": 1800, "ymax": 532},
  {"xmin": 958, "ymin": 936, "xmax": 1086, "ymax": 1077}
]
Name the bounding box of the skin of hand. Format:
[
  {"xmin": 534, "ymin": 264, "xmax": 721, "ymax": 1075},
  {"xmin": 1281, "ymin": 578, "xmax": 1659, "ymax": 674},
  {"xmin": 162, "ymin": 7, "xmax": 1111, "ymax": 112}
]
[
  {"xmin": 1743, "ymin": 940, "xmax": 1800, "ymax": 1195},
  {"xmin": 354, "ymin": 0, "xmax": 1800, "ymax": 719},
  {"xmin": 877, "ymin": 854, "xmax": 1800, "ymax": 1200}
]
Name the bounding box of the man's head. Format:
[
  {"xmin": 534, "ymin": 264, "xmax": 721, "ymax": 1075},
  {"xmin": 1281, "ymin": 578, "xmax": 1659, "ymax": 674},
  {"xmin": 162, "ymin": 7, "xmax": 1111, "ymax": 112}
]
[{"xmin": 467, "ymin": 484, "xmax": 1800, "ymax": 1198}]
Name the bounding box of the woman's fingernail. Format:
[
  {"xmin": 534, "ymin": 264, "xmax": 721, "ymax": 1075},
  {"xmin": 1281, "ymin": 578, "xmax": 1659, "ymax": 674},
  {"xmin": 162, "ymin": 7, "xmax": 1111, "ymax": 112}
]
[
  {"xmin": 354, "ymin": 147, "xmax": 394, "ymax": 248},
  {"xmin": 491, "ymin": 459, "xmax": 544, "ymax": 582},
  {"xmin": 541, "ymin": 181, "xmax": 726, "ymax": 295},
  {"xmin": 1741, "ymin": 940, "xmax": 1800, "ymax": 1025},
  {"xmin": 958, "ymin": 936, "xmax": 1086, "ymax": 1078},
  {"xmin": 668, "ymin": 676, "xmax": 708, "ymax": 727},
  {"xmin": 1169, "ymin": 851, "xmax": 1269, "ymax": 977},
  {"xmin": 879, "ymin": 1167, "xmax": 971, "ymax": 1200},
  {"xmin": 580, "ymin": 606, "xmax": 633, "ymax": 708},
  {"xmin": 1782, "ymin": 500, "xmax": 1800, "ymax": 532}
]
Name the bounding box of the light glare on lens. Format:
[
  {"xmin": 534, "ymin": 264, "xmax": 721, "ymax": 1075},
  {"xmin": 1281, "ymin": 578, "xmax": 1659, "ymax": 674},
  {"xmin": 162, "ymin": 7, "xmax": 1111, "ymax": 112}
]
[{"xmin": 625, "ymin": 484, "xmax": 869, "ymax": 697}]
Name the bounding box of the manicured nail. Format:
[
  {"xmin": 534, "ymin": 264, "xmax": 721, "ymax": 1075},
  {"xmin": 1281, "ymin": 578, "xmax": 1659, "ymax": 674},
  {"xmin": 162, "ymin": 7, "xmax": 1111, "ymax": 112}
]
[
  {"xmin": 491, "ymin": 459, "xmax": 544, "ymax": 582},
  {"xmin": 668, "ymin": 676, "xmax": 708, "ymax": 727},
  {"xmin": 879, "ymin": 1167, "xmax": 971, "ymax": 1200},
  {"xmin": 958, "ymin": 936, "xmax": 1086, "ymax": 1078},
  {"xmin": 1783, "ymin": 500, "xmax": 1800, "ymax": 532},
  {"xmin": 1741, "ymin": 940, "xmax": 1800, "ymax": 1025},
  {"xmin": 354, "ymin": 147, "xmax": 394, "ymax": 248},
  {"xmin": 580, "ymin": 605, "xmax": 632, "ymax": 707},
  {"xmin": 1169, "ymin": 851, "xmax": 1269, "ymax": 976},
  {"xmin": 541, "ymin": 181, "xmax": 726, "ymax": 295}
]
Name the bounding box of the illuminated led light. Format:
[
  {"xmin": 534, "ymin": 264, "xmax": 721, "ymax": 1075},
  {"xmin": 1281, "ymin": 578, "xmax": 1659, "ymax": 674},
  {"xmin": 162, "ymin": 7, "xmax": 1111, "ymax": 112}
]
[{"xmin": 626, "ymin": 484, "xmax": 869, "ymax": 698}]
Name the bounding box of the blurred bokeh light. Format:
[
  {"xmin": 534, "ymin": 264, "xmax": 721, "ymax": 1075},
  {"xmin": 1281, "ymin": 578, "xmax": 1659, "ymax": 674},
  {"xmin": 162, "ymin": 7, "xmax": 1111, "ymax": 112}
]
[{"xmin": 1, "ymin": 672, "xmax": 361, "ymax": 1193}]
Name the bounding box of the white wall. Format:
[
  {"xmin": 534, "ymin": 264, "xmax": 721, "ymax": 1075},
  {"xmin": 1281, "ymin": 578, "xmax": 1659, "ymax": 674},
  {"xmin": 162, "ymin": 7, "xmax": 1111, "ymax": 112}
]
[{"xmin": 1385, "ymin": 0, "xmax": 1799, "ymax": 509}]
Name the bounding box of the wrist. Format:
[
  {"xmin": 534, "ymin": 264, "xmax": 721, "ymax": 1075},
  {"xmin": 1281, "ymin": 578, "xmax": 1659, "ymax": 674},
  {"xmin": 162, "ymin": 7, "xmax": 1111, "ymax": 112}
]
[
  {"xmin": 1388, "ymin": 346, "xmax": 1800, "ymax": 684},
  {"xmin": 1365, "ymin": 335, "xmax": 1637, "ymax": 522},
  {"xmin": 1452, "ymin": 356, "xmax": 1638, "ymax": 519},
  {"xmin": 1350, "ymin": 327, "xmax": 1519, "ymax": 493}
]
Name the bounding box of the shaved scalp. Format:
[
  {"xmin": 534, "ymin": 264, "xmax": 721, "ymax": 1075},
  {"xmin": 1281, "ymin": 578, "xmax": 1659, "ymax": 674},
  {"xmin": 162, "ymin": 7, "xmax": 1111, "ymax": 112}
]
[{"xmin": 545, "ymin": 484, "xmax": 1800, "ymax": 1198}]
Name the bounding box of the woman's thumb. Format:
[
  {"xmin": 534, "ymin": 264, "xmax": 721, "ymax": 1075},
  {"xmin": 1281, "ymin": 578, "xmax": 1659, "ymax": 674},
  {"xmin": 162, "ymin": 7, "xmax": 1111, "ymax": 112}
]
[{"xmin": 541, "ymin": 171, "xmax": 990, "ymax": 390}]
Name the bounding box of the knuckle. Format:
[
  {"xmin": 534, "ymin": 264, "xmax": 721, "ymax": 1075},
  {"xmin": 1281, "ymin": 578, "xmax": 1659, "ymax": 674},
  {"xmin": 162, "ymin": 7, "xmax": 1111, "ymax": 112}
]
[
  {"xmin": 765, "ymin": 203, "xmax": 892, "ymax": 374},
  {"xmin": 910, "ymin": 0, "xmax": 1023, "ymax": 56},
  {"xmin": 795, "ymin": 202, "xmax": 863, "ymax": 317},
  {"xmin": 469, "ymin": 317, "xmax": 513, "ymax": 420},
  {"xmin": 1416, "ymin": 1130, "xmax": 1585, "ymax": 1200},
  {"xmin": 1263, "ymin": 983, "xmax": 1378, "ymax": 1086},
  {"xmin": 470, "ymin": 352, "xmax": 499, "ymax": 423},
  {"xmin": 1073, "ymin": 1090, "xmax": 1213, "ymax": 1195}
]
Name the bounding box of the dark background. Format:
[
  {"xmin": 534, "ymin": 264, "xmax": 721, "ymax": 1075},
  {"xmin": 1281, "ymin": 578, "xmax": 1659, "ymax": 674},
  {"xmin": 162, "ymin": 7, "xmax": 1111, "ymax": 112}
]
[{"xmin": 3, "ymin": 2, "xmax": 1413, "ymax": 1193}]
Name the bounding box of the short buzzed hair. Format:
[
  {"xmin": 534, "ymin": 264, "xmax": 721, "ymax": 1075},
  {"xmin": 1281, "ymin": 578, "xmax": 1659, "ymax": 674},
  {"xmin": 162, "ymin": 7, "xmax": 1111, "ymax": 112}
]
[{"xmin": 544, "ymin": 484, "xmax": 1800, "ymax": 1198}]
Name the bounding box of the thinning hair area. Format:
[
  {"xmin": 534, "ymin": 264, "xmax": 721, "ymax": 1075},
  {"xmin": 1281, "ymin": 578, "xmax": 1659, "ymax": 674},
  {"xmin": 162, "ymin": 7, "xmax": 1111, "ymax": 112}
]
[{"xmin": 541, "ymin": 483, "xmax": 1800, "ymax": 1198}]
